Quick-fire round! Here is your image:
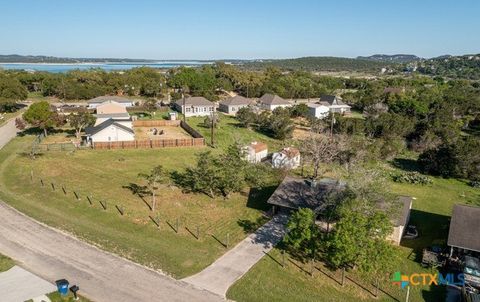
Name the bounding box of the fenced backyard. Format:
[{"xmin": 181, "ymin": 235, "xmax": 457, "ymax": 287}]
[{"xmin": 32, "ymin": 120, "xmax": 205, "ymax": 152}]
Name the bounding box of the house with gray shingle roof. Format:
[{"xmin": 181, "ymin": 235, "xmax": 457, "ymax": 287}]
[
  {"xmin": 85, "ymin": 118, "xmax": 135, "ymax": 143},
  {"xmin": 258, "ymin": 94, "xmax": 292, "ymax": 111},
  {"xmin": 88, "ymin": 96, "xmax": 136, "ymax": 109},
  {"xmin": 319, "ymin": 95, "xmax": 351, "ymax": 114},
  {"xmin": 174, "ymin": 96, "xmax": 215, "ymax": 117},
  {"xmin": 219, "ymin": 96, "xmax": 253, "ymax": 115}
]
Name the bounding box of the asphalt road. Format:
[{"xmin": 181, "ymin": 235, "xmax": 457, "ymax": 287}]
[{"xmin": 0, "ymin": 202, "xmax": 223, "ymax": 302}]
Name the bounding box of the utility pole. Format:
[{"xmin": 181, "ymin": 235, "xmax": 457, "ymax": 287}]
[
  {"xmin": 182, "ymin": 91, "xmax": 186, "ymax": 123},
  {"xmin": 210, "ymin": 112, "xmax": 215, "ymax": 147},
  {"xmin": 330, "ymin": 112, "xmax": 335, "ymax": 138}
]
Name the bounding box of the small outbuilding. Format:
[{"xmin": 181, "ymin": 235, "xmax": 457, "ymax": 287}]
[
  {"xmin": 272, "ymin": 147, "xmax": 300, "ymax": 169},
  {"xmin": 243, "ymin": 141, "xmax": 268, "ymax": 163}
]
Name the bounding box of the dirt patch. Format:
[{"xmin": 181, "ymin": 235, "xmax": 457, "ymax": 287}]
[{"xmin": 134, "ymin": 126, "xmax": 192, "ymax": 140}]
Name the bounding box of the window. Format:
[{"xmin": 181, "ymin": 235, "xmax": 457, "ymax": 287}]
[
  {"xmin": 232, "ymin": 107, "xmax": 236, "ymax": 111},
  {"xmin": 185, "ymin": 108, "xmax": 191, "ymax": 112},
  {"xmin": 209, "ymin": 107, "xmax": 214, "ymax": 112}
]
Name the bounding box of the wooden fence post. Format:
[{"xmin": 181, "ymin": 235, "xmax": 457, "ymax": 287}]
[
  {"xmin": 341, "ymin": 267, "xmax": 345, "ymax": 287},
  {"xmin": 196, "ymin": 225, "xmax": 200, "ymax": 240},
  {"xmin": 30, "ymin": 170, "xmax": 33, "ymax": 182},
  {"xmin": 40, "ymin": 179, "xmax": 44, "ymax": 187},
  {"xmin": 226, "ymin": 233, "xmax": 230, "ymax": 248},
  {"xmin": 62, "ymin": 185, "xmax": 67, "ymax": 195},
  {"xmin": 51, "ymin": 183, "xmax": 55, "ymax": 191},
  {"xmin": 87, "ymin": 196, "xmax": 93, "ymax": 205}
]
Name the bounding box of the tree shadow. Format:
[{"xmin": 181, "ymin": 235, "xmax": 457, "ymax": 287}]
[
  {"xmin": 237, "ymin": 216, "xmax": 269, "ymax": 234},
  {"xmin": 400, "ymin": 209, "xmax": 450, "ymax": 261},
  {"xmin": 122, "ymin": 183, "xmax": 152, "ymax": 211},
  {"xmin": 246, "ymin": 186, "xmax": 277, "ymax": 211},
  {"xmin": 390, "ymin": 158, "xmax": 421, "ymax": 173}
]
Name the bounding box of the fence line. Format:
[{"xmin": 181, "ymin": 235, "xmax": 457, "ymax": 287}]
[
  {"xmin": 132, "ymin": 120, "xmax": 181, "ymax": 127},
  {"xmin": 92, "ymin": 138, "xmax": 205, "ymax": 150}
]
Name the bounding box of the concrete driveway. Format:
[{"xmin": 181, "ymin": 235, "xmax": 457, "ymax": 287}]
[
  {"xmin": 0, "ymin": 118, "xmax": 19, "ymax": 150},
  {"xmin": 0, "ymin": 266, "xmax": 56, "ymax": 302},
  {"xmin": 183, "ymin": 214, "xmax": 288, "ymax": 297},
  {"xmin": 0, "ymin": 202, "xmax": 223, "ymax": 302}
]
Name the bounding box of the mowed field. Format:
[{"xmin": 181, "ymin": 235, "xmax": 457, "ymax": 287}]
[{"xmin": 0, "ymin": 135, "xmax": 275, "ymax": 278}]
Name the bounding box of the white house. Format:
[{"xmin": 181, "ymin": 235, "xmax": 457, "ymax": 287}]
[
  {"xmin": 174, "ymin": 97, "xmax": 215, "ymax": 117},
  {"xmin": 272, "ymin": 147, "xmax": 301, "ymax": 169},
  {"xmin": 219, "ymin": 96, "xmax": 253, "ymax": 115},
  {"xmin": 85, "ymin": 119, "xmax": 135, "ymax": 143},
  {"xmin": 307, "ymin": 102, "xmax": 330, "ymax": 119},
  {"xmin": 243, "ymin": 141, "xmax": 268, "ymax": 163},
  {"xmin": 88, "ymin": 96, "xmax": 136, "ymax": 109},
  {"xmin": 319, "ymin": 95, "xmax": 351, "ymax": 114},
  {"xmin": 258, "ymin": 94, "xmax": 292, "ymax": 111}
]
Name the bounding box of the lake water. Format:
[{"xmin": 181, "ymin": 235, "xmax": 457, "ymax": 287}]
[{"xmin": 0, "ymin": 61, "xmax": 211, "ymax": 73}]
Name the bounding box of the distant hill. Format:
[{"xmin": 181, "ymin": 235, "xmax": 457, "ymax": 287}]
[
  {"xmin": 0, "ymin": 54, "xmax": 157, "ymax": 63},
  {"xmin": 243, "ymin": 56, "xmax": 392, "ymax": 72},
  {"xmin": 357, "ymin": 54, "xmax": 421, "ymax": 63},
  {"xmin": 414, "ymin": 53, "xmax": 480, "ymax": 80}
]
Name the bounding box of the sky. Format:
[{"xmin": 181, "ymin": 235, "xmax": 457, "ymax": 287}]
[{"xmin": 0, "ymin": 0, "xmax": 479, "ymax": 60}]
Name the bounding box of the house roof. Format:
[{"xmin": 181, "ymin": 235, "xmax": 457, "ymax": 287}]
[
  {"xmin": 307, "ymin": 102, "xmax": 330, "ymax": 108},
  {"xmin": 266, "ymin": 176, "xmax": 347, "ymax": 212},
  {"xmin": 277, "ymin": 147, "xmax": 300, "ymax": 158},
  {"xmin": 95, "ymin": 112, "xmax": 131, "ymax": 119},
  {"xmin": 220, "ymin": 95, "xmax": 253, "ymax": 106},
  {"xmin": 175, "ymin": 96, "xmax": 213, "ymax": 107},
  {"xmin": 85, "ymin": 119, "xmax": 135, "ymax": 136},
  {"xmin": 319, "ymin": 95, "xmax": 349, "ymax": 107},
  {"xmin": 394, "ymin": 196, "xmax": 413, "ymax": 227},
  {"xmin": 447, "ymin": 204, "xmax": 480, "ymax": 252},
  {"xmin": 259, "ymin": 94, "xmax": 290, "ymax": 105},
  {"xmin": 248, "ymin": 141, "xmax": 268, "ymax": 153},
  {"xmin": 88, "ymin": 96, "xmax": 134, "ymax": 104}
]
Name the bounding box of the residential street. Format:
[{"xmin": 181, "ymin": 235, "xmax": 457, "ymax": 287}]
[
  {"xmin": 0, "ymin": 202, "xmax": 223, "ymax": 302},
  {"xmin": 183, "ymin": 214, "xmax": 288, "ymax": 297}
]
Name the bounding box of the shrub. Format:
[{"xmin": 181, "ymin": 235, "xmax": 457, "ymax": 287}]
[{"xmin": 392, "ymin": 171, "xmax": 433, "ymax": 185}]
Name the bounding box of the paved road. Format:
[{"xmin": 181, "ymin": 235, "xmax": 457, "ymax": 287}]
[
  {"xmin": 0, "ymin": 266, "xmax": 56, "ymax": 302},
  {"xmin": 0, "ymin": 118, "xmax": 19, "ymax": 150},
  {"xmin": 0, "ymin": 202, "xmax": 223, "ymax": 302},
  {"xmin": 183, "ymin": 214, "xmax": 288, "ymax": 297}
]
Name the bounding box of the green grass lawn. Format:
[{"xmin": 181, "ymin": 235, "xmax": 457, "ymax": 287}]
[
  {"xmin": 187, "ymin": 113, "xmax": 285, "ymax": 150},
  {"xmin": 0, "ymin": 135, "xmax": 277, "ymax": 278},
  {"xmin": 228, "ymin": 158, "xmax": 480, "ymax": 302},
  {"xmin": 0, "ymin": 254, "xmax": 14, "ymax": 272},
  {"xmin": 47, "ymin": 292, "xmax": 91, "ymax": 302}
]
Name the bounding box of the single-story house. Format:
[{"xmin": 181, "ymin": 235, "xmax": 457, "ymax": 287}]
[
  {"xmin": 447, "ymin": 204, "xmax": 480, "ymax": 290},
  {"xmin": 174, "ymin": 97, "xmax": 215, "ymax": 117},
  {"xmin": 219, "ymin": 96, "xmax": 254, "ymax": 115},
  {"xmin": 95, "ymin": 100, "xmax": 128, "ymax": 115},
  {"xmin": 448, "ymin": 204, "xmax": 480, "ymax": 255},
  {"xmin": 85, "ymin": 119, "xmax": 135, "ymax": 143},
  {"xmin": 267, "ymin": 176, "xmax": 412, "ymax": 244},
  {"xmin": 88, "ymin": 96, "xmax": 136, "ymax": 109},
  {"xmin": 272, "ymin": 147, "xmax": 300, "ymax": 169},
  {"xmin": 307, "ymin": 102, "xmax": 330, "ymax": 119},
  {"xmin": 320, "ymin": 95, "xmax": 351, "ymax": 114},
  {"xmin": 94, "ymin": 112, "xmax": 132, "ymax": 128},
  {"xmin": 243, "ymin": 141, "xmax": 268, "ymax": 163},
  {"xmin": 258, "ymin": 94, "xmax": 292, "ymax": 111}
]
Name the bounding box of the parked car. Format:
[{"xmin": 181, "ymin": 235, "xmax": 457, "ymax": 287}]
[{"xmin": 403, "ymin": 225, "xmax": 419, "ymax": 239}]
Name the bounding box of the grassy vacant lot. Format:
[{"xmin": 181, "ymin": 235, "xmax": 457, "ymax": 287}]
[
  {"xmin": 0, "ymin": 254, "xmax": 14, "ymax": 272},
  {"xmin": 0, "ymin": 135, "xmax": 276, "ymax": 278},
  {"xmin": 187, "ymin": 114, "xmax": 285, "ymax": 150},
  {"xmin": 228, "ymin": 159, "xmax": 480, "ymax": 302}
]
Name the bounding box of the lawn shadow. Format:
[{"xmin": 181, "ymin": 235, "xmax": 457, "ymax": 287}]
[
  {"xmin": 390, "ymin": 158, "xmax": 421, "ymax": 173},
  {"xmin": 237, "ymin": 216, "xmax": 269, "ymax": 234},
  {"xmin": 246, "ymin": 186, "xmax": 277, "ymax": 211},
  {"xmin": 400, "ymin": 209, "xmax": 450, "ymax": 261},
  {"xmin": 122, "ymin": 183, "xmax": 152, "ymax": 211}
]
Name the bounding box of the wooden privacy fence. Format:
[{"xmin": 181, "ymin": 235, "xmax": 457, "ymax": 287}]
[
  {"xmin": 132, "ymin": 120, "xmax": 181, "ymax": 127},
  {"xmin": 92, "ymin": 138, "xmax": 205, "ymax": 150}
]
